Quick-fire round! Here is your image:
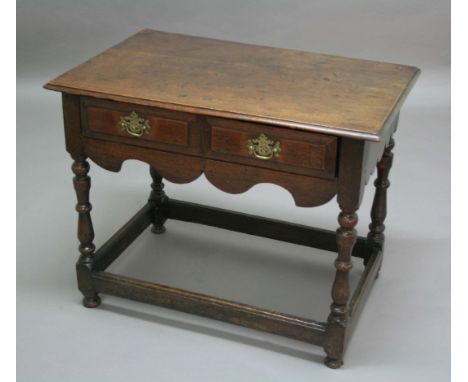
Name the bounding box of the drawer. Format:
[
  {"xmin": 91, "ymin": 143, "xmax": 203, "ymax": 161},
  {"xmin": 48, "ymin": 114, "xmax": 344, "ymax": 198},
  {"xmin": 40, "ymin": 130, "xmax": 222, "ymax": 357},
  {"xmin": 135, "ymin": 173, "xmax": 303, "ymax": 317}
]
[
  {"xmin": 206, "ymin": 118, "xmax": 337, "ymax": 178},
  {"xmin": 80, "ymin": 97, "xmax": 201, "ymax": 154}
]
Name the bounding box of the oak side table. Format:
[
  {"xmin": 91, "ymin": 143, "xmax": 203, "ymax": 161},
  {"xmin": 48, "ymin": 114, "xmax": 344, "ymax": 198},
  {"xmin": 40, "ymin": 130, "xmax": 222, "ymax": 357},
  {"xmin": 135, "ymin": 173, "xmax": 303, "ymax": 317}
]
[{"xmin": 45, "ymin": 29, "xmax": 419, "ymax": 368}]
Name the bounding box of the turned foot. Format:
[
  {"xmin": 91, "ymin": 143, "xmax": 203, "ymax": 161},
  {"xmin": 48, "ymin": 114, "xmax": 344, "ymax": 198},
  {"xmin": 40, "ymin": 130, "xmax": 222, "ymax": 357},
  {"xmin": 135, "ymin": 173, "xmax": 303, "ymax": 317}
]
[
  {"xmin": 151, "ymin": 225, "xmax": 166, "ymax": 234},
  {"xmin": 325, "ymin": 356, "xmax": 343, "ymax": 369},
  {"xmin": 83, "ymin": 294, "xmax": 101, "ymax": 308}
]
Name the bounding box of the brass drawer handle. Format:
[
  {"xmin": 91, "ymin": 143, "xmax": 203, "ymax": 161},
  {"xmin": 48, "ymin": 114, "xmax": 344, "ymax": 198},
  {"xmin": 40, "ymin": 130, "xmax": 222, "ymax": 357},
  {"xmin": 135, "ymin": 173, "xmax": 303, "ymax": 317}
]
[
  {"xmin": 119, "ymin": 111, "xmax": 151, "ymax": 137},
  {"xmin": 247, "ymin": 133, "xmax": 281, "ymax": 160}
]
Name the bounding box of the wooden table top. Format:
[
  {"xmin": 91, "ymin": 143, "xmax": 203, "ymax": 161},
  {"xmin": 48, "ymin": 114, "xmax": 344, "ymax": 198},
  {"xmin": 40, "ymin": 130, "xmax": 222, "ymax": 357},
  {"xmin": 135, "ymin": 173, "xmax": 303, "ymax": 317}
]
[{"xmin": 45, "ymin": 29, "xmax": 419, "ymax": 142}]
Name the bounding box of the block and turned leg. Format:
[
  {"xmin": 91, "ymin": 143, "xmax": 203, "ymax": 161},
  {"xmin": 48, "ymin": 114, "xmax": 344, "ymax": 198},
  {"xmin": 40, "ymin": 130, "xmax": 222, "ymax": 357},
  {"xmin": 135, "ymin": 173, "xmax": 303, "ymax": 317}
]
[
  {"xmin": 324, "ymin": 210, "xmax": 357, "ymax": 368},
  {"xmin": 72, "ymin": 158, "xmax": 101, "ymax": 308},
  {"xmin": 149, "ymin": 167, "xmax": 168, "ymax": 234},
  {"xmin": 323, "ymin": 138, "xmax": 365, "ymax": 368},
  {"xmin": 365, "ymin": 137, "xmax": 395, "ymax": 271}
]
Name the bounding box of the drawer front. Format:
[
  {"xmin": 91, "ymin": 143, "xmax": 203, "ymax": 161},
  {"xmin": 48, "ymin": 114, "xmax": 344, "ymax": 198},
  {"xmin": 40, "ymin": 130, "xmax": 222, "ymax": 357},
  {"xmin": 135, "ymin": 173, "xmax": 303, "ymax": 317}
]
[
  {"xmin": 81, "ymin": 98, "xmax": 201, "ymax": 154},
  {"xmin": 207, "ymin": 118, "xmax": 337, "ymax": 178}
]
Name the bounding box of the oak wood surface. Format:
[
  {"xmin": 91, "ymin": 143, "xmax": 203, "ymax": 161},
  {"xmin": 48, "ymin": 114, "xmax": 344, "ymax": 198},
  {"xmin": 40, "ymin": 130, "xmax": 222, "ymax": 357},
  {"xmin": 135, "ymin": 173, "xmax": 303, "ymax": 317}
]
[
  {"xmin": 81, "ymin": 97, "xmax": 202, "ymax": 155},
  {"xmin": 207, "ymin": 117, "xmax": 337, "ymax": 178},
  {"xmin": 81, "ymin": 97, "xmax": 338, "ymax": 180},
  {"xmin": 82, "ymin": 137, "xmax": 338, "ymax": 207},
  {"xmin": 91, "ymin": 271, "xmax": 327, "ymax": 345},
  {"xmin": 86, "ymin": 106, "xmax": 189, "ymax": 146},
  {"xmin": 45, "ymin": 29, "xmax": 419, "ymax": 141}
]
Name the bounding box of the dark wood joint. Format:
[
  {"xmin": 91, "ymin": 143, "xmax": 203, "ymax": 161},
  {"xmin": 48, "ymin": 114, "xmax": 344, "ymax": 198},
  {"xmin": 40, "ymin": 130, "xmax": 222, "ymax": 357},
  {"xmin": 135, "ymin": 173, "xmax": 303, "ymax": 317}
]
[
  {"xmin": 337, "ymin": 139, "xmax": 367, "ymax": 210},
  {"xmin": 62, "ymin": 93, "xmax": 84, "ymax": 158}
]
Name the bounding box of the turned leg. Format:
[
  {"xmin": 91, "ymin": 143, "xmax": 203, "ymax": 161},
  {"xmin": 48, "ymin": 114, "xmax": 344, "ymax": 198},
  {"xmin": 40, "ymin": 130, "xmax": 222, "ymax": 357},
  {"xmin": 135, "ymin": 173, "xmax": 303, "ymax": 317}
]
[
  {"xmin": 365, "ymin": 137, "xmax": 395, "ymax": 267},
  {"xmin": 149, "ymin": 167, "xmax": 168, "ymax": 234},
  {"xmin": 324, "ymin": 210, "xmax": 358, "ymax": 369},
  {"xmin": 72, "ymin": 158, "xmax": 100, "ymax": 308}
]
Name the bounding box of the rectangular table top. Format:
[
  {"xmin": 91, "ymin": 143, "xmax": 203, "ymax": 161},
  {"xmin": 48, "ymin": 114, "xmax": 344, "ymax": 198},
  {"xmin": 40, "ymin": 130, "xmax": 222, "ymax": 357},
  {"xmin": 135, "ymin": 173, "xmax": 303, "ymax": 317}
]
[{"xmin": 45, "ymin": 29, "xmax": 419, "ymax": 142}]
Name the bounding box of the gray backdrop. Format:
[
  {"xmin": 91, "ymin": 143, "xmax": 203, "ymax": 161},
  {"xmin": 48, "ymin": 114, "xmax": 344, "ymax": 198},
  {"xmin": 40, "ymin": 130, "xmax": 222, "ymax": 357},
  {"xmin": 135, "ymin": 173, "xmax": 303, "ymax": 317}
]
[{"xmin": 17, "ymin": 1, "xmax": 450, "ymax": 381}]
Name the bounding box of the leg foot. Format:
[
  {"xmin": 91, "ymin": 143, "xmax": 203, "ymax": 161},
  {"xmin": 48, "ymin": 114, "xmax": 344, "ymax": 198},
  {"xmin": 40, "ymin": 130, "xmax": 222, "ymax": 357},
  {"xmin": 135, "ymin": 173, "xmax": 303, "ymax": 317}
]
[
  {"xmin": 83, "ymin": 294, "xmax": 101, "ymax": 308},
  {"xmin": 324, "ymin": 211, "xmax": 357, "ymax": 370},
  {"xmin": 325, "ymin": 356, "xmax": 343, "ymax": 369},
  {"xmin": 72, "ymin": 158, "xmax": 100, "ymax": 309},
  {"xmin": 151, "ymin": 225, "xmax": 166, "ymax": 234}
]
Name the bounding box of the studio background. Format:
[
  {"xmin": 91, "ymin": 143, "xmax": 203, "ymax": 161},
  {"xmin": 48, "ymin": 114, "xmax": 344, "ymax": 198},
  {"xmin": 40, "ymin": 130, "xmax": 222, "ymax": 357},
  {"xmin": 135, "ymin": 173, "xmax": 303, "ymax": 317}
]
[{"xmin": 17, "ymin": 1, "xmax": 450, "ymax": 381}]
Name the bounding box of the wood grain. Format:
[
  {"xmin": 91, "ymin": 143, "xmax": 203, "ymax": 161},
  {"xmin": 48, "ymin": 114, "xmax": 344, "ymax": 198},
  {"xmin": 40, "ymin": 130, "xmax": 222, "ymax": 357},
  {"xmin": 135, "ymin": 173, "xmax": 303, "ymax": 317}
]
[
  {"xmin": 207, "ymin": 117, "xmax": 337, "ymax": 178},
  {"xmin": 82, "ymin": 137, "xmax": 338, "ymax": 207},
  {"xmin": 91, "ymin": 271, "xmax": 327, "ymax": 345},
  {"xmin": 45, "ymin": 29, "xmax": 419, "ymax": 141},
  {"xmin": 81, "ymin": 97, "xmax": 201, "ymax": 155},
  {"xmin": 86, "ymin": 107, "xmax": 189, "ymax": 146}
]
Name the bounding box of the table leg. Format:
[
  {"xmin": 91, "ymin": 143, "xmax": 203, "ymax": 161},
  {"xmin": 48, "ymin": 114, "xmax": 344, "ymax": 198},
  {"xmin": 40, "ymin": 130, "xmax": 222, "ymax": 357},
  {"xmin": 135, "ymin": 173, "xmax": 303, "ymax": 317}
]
[
  {"xmin": 72, "ymin": 158, "xmax": 100, "ymax": 308},
  {"xmin": 365, "ymin": 137, "xmax": 395, "ymax": 269},
  {"xmin": 324, "ymin": 209, "xmax": 358, "ymax": 368},
  {"xmin": 149, "ymin": 166, "xmax": 168, "ymax": 234}
]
